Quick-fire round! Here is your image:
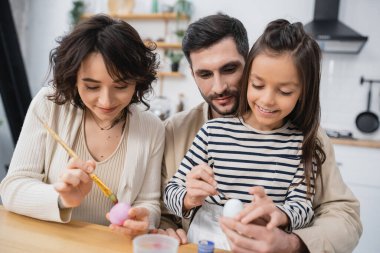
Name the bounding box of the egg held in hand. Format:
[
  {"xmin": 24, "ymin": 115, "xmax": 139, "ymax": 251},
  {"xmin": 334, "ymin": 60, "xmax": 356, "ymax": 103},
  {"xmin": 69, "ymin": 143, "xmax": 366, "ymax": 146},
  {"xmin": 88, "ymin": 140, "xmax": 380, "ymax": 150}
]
[
  {"xmin": 223, "ymin": 199, "xmax": 244, "ymax": 218},
  {"xmin": 109, "ymin": 202, "xmax": 131, "ymax": 225}
]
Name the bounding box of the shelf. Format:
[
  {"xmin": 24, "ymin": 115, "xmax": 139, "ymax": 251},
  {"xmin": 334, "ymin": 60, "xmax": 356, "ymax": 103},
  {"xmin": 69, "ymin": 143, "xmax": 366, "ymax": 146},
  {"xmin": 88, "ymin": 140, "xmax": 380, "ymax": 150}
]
[
  {"xmin": 81, "ymin": 13, "xmax": 189, "ymax": 21},
  {"xmin": 144, "ymin": 41, "xmax": 182, "ymax": 49},
  {"xmin": 157, "ymin": 72, "xmax": 184, "ymax": 78},
  {"xmin": 155, "ymin": 42, "xmax": 182, "ymax": 49}
]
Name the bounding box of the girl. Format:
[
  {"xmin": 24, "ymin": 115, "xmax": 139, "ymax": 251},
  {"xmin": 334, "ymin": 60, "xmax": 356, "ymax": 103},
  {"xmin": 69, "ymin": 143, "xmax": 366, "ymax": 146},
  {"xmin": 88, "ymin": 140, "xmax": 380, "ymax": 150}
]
[
  {"xmin": 164, "ymin": 19, "xmax": 326, "ymax": 249},
  {"xmin": 0, "ymin": 15, "xmax": 164, "ymax": 236}
]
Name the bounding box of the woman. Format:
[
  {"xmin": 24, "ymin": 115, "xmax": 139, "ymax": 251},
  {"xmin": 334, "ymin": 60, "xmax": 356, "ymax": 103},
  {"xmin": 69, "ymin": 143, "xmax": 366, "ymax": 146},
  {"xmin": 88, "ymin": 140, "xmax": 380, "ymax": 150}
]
[{"xmin": 0, "ymin": 15, "xmax": 163, "ymax": 236}]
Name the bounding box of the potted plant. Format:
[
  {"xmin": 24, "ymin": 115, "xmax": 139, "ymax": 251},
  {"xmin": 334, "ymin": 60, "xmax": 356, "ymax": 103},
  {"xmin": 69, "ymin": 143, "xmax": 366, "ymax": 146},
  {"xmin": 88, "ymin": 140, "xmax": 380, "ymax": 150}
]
[
  {"xmin": 69, "ymin": 0, "xmax": 85, "ymax": 27},
  {"xmin": 174, "ymin": 0, "xmax": 192, "ymax": 18},
  {"xmin": 174, "ymin": 29, "xmax": 186, "ymax": 42},
  {"xmin": 173, "ymin": 0, "xmax": 191, "ymax": 42},
  {"xmin": 166, "ymin": 50, "xmax": 183, "ymax": 72}
]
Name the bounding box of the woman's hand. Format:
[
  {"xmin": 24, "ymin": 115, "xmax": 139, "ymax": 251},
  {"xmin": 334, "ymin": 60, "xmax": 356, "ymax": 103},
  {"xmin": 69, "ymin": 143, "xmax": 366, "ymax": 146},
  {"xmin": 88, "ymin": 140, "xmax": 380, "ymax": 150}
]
[
  {"xmin": 183, "ymin": 163, "xmax": 218, "ymax": 210},
  {"xmin": 54, "ymin": 158, "xmax": 96, "ymax": 208},
  {"xmin": 108, "ymin": 207, "xmax": 150, "ymax": 237},
  {"xmin": 150, "ymin": 228, "xmax": 188, "ymax": 244},
  {"xmin": 237, "ymin": 186, "xmax": 289, "ymax": 229}
]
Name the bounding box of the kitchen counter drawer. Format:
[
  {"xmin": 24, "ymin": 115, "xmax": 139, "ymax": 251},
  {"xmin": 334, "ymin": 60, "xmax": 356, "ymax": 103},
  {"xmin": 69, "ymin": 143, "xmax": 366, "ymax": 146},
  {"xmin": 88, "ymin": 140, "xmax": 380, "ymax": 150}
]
[
  {"xmin": 334, "ymin": 145, "xmax": 380, "ymax": 186},
  {"xmin": 333, "ymin": 144, "xmax": 380, "ymax": 253}
]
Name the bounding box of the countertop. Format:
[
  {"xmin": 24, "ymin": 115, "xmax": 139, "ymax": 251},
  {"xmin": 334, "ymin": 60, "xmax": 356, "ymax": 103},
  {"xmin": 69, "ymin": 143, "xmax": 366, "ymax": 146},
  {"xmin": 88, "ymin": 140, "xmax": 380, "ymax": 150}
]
[
  {"xmin": 331, "ymin": 137, "xmax": 380, "ymax": 149},
  {"xmin": 0, "ymin": 206, "xmax": 229, "ymax": 253}
]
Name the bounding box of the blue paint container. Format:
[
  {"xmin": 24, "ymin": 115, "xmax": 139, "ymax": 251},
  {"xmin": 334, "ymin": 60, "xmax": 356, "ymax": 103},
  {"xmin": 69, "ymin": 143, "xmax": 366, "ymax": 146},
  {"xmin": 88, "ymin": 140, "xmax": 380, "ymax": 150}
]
[{"xmin": 198, "ymin": 240, "xmax": 214, "ymax": 253}]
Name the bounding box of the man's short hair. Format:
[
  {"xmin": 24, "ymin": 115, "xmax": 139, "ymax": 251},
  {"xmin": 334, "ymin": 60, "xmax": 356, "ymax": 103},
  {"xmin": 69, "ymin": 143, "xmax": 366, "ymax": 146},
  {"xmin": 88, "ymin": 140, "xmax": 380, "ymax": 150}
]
[{"xmin": 182, "ymin": 14, "xmax": 249, "ymax": 66}]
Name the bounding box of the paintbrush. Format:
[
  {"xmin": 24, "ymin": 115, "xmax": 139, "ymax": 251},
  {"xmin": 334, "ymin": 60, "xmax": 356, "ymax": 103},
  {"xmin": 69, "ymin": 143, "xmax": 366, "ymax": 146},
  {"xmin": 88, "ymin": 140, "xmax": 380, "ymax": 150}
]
[
  {"xmin": 188, "ymin": 154, "xmax": 230, "ymax": 200},
  {"xmin": 218, "ymin": 188, "xmax": 231, "ymax": 200},
  {"xmin": 41, "ymin": 120, "xmax": 118, "ymax": 204}
]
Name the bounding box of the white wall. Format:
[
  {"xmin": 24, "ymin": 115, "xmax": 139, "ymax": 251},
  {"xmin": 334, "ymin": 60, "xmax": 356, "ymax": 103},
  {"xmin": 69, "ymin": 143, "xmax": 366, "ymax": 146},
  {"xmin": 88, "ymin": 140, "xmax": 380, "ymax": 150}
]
[
  {"xmin": 5, "ymin": 1, "xmax": 380, "ymax": 148},
  {"xmin": 2, "ymin": 0, "xmax": 378, "ymax": 180},
  {"xmin": 22, "ymin": 0, "xmax": 73, "ymax": 95},
  {"xmin": 13, "ymin": 0, "xmax": 380, "ymax": 141},
  {"xmin": 0, "ymin": 0, "xmax": 72, "ymax": 181}
]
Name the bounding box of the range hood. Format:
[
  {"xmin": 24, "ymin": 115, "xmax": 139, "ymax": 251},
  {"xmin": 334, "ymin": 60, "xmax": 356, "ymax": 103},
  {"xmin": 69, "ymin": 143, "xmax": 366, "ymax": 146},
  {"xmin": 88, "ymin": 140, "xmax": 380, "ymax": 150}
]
[{"xmin": 304, "ymin": 0, "xmax": 368, "ymax": 54}]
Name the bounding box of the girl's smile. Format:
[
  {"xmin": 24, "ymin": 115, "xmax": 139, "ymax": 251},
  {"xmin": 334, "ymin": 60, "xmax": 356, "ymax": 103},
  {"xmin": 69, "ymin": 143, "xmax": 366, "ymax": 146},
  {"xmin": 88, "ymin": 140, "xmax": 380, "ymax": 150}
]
[
  {"xmin": 256, "ymin": 104, "xmax": 279, "ymax": 115},
  {"xmin": 245, "ymin": 52, "xmax": 301, "ymax": 131}
]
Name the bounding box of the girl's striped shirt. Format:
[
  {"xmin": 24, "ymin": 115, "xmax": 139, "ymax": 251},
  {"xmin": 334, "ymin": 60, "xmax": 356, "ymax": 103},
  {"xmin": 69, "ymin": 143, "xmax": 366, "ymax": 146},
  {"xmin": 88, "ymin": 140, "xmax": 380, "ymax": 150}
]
[{"xmin": 164, "ymin": 117, "xmax": 315, "ymax": 230}]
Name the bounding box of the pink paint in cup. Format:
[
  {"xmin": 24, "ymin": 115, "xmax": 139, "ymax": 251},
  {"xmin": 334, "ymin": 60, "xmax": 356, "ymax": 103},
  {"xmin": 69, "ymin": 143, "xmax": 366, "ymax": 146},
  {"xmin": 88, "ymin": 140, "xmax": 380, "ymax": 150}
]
[{"xmin": 133, "ymin": 234, "xmax": 179, "ymax": 253}]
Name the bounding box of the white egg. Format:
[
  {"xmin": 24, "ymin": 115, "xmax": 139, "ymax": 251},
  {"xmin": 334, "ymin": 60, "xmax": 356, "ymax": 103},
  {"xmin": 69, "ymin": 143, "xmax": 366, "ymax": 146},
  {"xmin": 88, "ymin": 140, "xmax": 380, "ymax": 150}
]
[{"xmin": 223, "ymin": 199, "xmax": 244, "ymax": 218}]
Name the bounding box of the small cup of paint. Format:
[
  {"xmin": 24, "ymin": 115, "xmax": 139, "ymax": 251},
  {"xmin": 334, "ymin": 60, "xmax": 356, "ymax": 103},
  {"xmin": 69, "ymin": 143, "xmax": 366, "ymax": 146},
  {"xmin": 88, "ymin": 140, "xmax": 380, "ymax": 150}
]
[
  {"xmin": 198, "ymin": 240, "xmax": 215, "ymax": 253},
  {"xmin": 133, "ymin": 234, "xmax": 179, "ymax": 253}
]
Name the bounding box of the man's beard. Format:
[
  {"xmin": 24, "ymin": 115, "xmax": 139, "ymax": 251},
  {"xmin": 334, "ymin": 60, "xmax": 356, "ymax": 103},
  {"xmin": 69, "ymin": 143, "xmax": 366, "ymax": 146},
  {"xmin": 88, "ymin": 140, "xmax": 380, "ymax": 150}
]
[{"xmin": 200, "ymin": 88, "xmax": 240, "ymax": 116}]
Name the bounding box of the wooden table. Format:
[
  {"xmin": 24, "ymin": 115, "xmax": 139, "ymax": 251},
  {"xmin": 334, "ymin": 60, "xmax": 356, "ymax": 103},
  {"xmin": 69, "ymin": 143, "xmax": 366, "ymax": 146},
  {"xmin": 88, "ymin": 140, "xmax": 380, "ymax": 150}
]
[{"xmin": 0, "ymin": 206, "xmax": 229, "ymax": 253}]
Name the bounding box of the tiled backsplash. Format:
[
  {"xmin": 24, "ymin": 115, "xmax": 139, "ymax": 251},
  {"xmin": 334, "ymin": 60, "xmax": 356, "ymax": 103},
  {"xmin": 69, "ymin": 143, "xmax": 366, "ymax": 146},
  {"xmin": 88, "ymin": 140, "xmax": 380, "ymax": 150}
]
[{"xmin": 320, "ymin": 54, "xmax": 380, "ymax": 140}]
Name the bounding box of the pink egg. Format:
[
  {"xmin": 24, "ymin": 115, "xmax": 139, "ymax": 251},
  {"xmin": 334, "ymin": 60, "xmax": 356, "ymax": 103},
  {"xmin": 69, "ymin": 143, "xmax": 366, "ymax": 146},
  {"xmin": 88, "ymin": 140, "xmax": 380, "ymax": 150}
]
[{"xmin": 109, "ymin": 202, "xmax": 131, "ymax": 225}]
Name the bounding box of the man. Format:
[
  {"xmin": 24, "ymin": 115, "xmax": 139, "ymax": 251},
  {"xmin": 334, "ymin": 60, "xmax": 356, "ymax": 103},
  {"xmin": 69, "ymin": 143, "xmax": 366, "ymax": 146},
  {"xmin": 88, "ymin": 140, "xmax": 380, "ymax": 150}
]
[{"xmin": 160, "ymin": 14, "xmax": 362, "ymax": 253}]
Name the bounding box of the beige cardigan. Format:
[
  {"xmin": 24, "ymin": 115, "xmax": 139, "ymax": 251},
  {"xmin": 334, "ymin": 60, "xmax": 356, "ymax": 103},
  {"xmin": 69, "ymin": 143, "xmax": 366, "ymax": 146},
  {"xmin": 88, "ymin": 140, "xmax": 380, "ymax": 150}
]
[
  {"xmin": 0, "ymin": 87, "xmax": 164, "ymax": 228},
  {"xmin": 162, "ymin": 102, "xmax": 362, "ymax": 253}
]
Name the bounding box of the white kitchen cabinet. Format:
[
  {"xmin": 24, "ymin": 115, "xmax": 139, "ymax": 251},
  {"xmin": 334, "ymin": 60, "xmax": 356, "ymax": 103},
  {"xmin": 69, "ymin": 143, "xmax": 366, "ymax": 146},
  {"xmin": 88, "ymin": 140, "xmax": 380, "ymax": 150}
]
[{"xmin": 333, "ymin": 144, "xmax": 380, "ymax": 253}]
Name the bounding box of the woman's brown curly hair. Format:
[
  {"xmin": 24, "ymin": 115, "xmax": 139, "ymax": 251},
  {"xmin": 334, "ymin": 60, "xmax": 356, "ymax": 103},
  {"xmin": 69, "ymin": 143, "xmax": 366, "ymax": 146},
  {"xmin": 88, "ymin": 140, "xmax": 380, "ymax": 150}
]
[{"xmin": 47, "ymin": 14, "xmax": 159, "ymax": 111}]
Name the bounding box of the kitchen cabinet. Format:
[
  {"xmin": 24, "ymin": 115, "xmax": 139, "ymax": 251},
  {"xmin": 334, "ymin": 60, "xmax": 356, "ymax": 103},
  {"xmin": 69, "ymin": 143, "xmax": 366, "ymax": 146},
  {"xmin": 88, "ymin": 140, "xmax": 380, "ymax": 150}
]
[
  {"xmin": 333, "ymin": 144, "xmax": 380, "ymax": 253},
  {"xmin": 334, "ymin": 144, "xmax": 380, "ymax": 186}
]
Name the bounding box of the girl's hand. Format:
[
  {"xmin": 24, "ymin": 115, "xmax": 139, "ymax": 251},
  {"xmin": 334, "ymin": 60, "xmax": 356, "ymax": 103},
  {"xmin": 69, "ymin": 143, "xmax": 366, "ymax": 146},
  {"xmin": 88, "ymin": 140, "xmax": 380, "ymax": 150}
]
[
  {"xmin": 54, "ymin": 158, "xmax": 96, "ymax": 208},
  {"xmin": 236, "ymin": 186, "xmax": 289, "ymax": 230},
  {"xmin": 108, "ymin": 207, "xmax": 150, "ymax": 237},
  {"xmin": 183, "ymin": 164, "xmax": 218, "ymax": 210}
]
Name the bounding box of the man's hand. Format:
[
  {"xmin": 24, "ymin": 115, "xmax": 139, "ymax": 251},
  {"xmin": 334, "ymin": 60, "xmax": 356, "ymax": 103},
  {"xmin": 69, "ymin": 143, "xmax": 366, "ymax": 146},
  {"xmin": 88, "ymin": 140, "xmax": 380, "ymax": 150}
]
[{"xmin": 219, "ymin": 217, "xmax": 306, "ymax": 253}]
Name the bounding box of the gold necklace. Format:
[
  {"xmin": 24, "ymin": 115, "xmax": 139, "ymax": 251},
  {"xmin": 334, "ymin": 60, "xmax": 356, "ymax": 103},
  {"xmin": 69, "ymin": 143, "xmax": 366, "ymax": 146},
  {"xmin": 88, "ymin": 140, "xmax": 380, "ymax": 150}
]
[
  {"xmin": 89, "ymin": 111, "xmax": 114, "ymax": 131},
  {"xmin": 88, "ymin": 110, "xmax": 127, "ymax": 131}
]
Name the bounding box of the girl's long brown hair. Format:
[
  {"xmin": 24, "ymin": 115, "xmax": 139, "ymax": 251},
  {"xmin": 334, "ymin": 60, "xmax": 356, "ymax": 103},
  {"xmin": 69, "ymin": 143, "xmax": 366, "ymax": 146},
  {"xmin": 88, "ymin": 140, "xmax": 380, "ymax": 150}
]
[{"xmin": 237, "ymin": 19, "xmax": 326, "ymax": 196}]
